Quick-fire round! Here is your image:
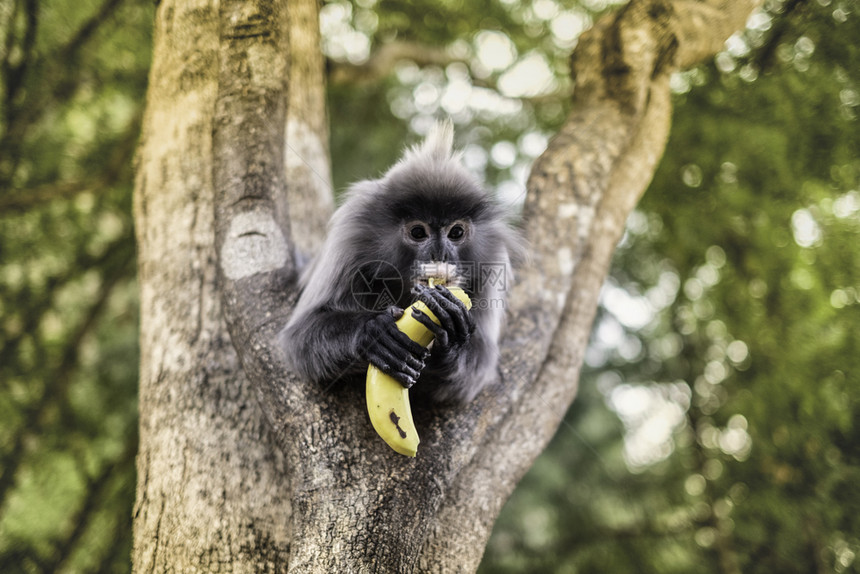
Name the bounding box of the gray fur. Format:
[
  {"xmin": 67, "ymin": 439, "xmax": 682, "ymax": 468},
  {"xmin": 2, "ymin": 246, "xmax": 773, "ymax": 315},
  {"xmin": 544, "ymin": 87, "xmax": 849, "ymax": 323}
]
[{"xmin": 281, "ymin": 121, "xmax": 524, "ymax": 403}]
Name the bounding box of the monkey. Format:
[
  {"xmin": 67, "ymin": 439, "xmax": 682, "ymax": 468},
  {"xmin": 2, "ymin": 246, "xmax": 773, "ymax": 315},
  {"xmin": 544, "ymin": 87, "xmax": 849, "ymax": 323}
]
[{"xmin": 280, "ymin": 121, "xmax": 523, "ymax": 403}]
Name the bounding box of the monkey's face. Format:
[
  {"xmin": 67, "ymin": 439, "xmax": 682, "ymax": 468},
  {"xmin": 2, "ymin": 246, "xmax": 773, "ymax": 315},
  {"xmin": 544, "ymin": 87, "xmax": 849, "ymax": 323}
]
[
  {"xmin": 378, "ymin": 160, "xmax": 502, "ymax": 293},
  {"xmin": 402, "ymin": 218, "xmax": 471, "ymax": 264}
]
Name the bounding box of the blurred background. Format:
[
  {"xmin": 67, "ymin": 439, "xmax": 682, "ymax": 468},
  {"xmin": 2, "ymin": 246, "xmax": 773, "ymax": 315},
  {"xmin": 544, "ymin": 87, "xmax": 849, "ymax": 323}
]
[{"xmin": 1, "ymin": 0, "xmax": 858, "ymax": 572}]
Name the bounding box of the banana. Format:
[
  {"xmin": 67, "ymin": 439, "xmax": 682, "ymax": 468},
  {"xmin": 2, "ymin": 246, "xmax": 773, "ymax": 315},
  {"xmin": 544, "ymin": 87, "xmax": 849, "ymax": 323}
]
[{"xmin": 365, "ymin": 283, "xmax": 472, "ymax": 457}]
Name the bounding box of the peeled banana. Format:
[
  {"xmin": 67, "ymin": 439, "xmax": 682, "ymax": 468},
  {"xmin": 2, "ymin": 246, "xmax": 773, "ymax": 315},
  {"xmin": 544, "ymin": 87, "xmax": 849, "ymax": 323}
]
[{"xmin": 365, "ymin": 283, "xmax": 472, "ymax": 457}]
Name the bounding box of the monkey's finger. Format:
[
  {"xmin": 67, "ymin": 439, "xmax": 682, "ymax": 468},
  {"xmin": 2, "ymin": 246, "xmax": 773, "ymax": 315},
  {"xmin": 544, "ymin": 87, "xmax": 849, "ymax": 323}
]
[
  {"xmin": 384, "ymin": 322, "xmax": 429, "ymax": 360},
  {"xmin": 434, "ymin": 284, "xmax": 472, "ymax": 310},
  {"xmin": 412, "ymin": 308, "xmax": 449, "ymax": 348},
  {"xmin": 419, "ymin": 290, "xmax": 465, "ymax": 345},
  {"xmin": 379, "ymin": 335, "xmax": 426, "ymax": 373},
  {"xmin": 373, "ymin": 323, "xmax": 427, "ymax": 367},
  {"xmin": 412, "ymin": 283, "xmax": 448, "ymax": 309},
  {"xmin": 415, "ymin": 286, "xmax": 454, "ymax": 326},
  {"xmin": 434, "ymin": 284, "xmax": 469, "ymax": 309},
  {"xmin": 410, "ymin": 307, "xmax": 444, "ymax": 335},
  {"xmin": 410, "ymin": 283, "xmax": 431, "ymax": 298},
  {"xmin": 367, "ymin": 311, "xmax": 426, "ymax": 360},
  {"xmin": 368, "ymin": 346, "xmax": 421, "ymax": 387},
  {"xmin": 433, "ymin": 285, "xmax": 474, "ymax": 338}
]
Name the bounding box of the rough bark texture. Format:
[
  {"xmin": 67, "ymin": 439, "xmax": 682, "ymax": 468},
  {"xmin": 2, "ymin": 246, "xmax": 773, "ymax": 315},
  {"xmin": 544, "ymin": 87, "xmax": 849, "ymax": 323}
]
[
  {"xmin": 133, "ymin": 0, "xmax": 761, "ymax": 571},
  {"xmin": 283, "ymin": 0, "xmax": 332, "ymax": 256},
  {"xmin": 132, "ymin": 0, "xmax": 293, "ymax": 569},
  {"xmin": 133, "ymin": 0, "xmax": 323, "ymax": 570}
]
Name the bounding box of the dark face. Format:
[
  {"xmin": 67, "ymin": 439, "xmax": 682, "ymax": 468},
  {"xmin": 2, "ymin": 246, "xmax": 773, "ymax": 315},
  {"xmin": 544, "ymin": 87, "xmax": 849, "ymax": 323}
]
[
  {"xmin": 351, "ymin": 212, "xmax": 477, "ymax": 309},
  {"xmin": 378, "ymin": 164, "xmax": 497, "ymax": 293},
  {"xmin": 402, "ymin": 218, "xmax": 471, "ymax": 263}
]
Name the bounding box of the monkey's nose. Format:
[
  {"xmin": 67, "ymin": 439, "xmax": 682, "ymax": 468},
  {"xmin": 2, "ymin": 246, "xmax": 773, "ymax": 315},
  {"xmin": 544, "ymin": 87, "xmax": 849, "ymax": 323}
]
[{"xmin": 430, "ymin": 238, "xmax": 447, "ymax": 261}]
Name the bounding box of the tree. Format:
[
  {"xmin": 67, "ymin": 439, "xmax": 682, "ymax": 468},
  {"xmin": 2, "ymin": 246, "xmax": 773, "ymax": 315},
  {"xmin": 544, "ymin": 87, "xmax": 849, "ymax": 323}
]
[{"xmin": 132, "ymin": 0, "xmax": 761, "ymax": 571}]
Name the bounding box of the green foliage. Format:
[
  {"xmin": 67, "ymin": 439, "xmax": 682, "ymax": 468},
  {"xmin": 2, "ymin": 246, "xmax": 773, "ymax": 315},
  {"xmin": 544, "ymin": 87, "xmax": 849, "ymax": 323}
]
[
  {"xmin": 0, "ymin": 0, "xmax": 151, "ymax": 571},
  {"xmin": 481, "ymin": 1, "xmax": 860, "ymax": 572}
]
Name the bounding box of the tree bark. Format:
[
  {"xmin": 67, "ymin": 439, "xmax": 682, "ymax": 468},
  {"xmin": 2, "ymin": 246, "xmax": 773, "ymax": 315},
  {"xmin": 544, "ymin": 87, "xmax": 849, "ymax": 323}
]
[
  {"xmin": 133, "ymin": 0, "xmax": 322, "ymax": 570},
  {"xmin": 133, "ymin": 0, "xmax": 762, "ymax": 571}
]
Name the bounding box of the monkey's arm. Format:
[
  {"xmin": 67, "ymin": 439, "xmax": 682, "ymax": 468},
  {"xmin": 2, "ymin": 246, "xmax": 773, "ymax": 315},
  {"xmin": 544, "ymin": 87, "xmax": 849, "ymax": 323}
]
[{"xmin": 282, "ymin": 306, "xmax": 428, "ymax": 387}]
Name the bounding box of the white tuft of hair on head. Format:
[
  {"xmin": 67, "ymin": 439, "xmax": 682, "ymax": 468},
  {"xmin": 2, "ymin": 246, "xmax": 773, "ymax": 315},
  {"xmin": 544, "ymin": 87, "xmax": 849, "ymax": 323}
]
[
  {"xmin": 399, "ymin": 119, "xmax": 456, "ymax": 164},
  {"xmin": 419, "ymin": 119, "xmax": 455, "ymax": 161},
  {"xmin": 385, "ymin": 119, "xmax": 478, "ymax": 191}
]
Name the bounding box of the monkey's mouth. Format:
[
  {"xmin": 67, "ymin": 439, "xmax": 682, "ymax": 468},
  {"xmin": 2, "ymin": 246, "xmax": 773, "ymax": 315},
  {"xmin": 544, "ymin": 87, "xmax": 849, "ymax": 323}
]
[{"xmin": 413, "ymin": 262, "xmax": 464, "ymax": 288}]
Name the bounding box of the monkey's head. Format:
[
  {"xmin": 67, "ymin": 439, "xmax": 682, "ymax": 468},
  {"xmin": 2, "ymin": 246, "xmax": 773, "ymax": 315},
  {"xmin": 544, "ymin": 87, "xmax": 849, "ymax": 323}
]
[
  {"xmin": 307, "ymin": 121, "xmax": 520, "ymax": 312},
  {"xmin": 382, "ymin": 167, "xmax": 491, "ymax": 269},
  {"xmin": 367, "ymin": 121, "xmax": 515, "ymax": 294}
]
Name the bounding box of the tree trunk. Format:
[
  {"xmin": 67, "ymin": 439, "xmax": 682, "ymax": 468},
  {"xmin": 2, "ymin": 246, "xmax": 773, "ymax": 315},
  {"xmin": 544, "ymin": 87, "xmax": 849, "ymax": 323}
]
[
  {"xmin": 132, "ymin": 0, "xmax": 323, "ymax": 570},
  {"xmin": 133, "ymin": 0, "xmax": 761, "ymax": 571}
]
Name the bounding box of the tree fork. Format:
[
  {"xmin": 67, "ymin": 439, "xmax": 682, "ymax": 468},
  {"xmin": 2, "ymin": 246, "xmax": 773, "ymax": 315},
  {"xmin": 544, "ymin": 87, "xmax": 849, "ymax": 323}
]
[{"xmin": 134, "ymin": 0, "xmax": 763, "ymax": 570}]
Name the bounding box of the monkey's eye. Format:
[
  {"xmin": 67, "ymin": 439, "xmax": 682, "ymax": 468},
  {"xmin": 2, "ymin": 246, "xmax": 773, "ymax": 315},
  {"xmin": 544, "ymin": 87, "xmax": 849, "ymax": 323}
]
[
  {"xmin": 409, "ymin": 225, "xmax": 429, "ymax": 241},
  {"xmin": 448, "ymin": 224, "xmax": 466, "ymax": 241}
]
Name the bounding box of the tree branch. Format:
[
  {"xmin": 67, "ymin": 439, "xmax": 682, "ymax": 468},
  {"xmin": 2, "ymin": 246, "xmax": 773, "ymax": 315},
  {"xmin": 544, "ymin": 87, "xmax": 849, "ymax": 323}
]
[
  {"xmin": 210, "ymin": 0, "xmax": 762, "ymax": 571},
  {"xmin": 213, "ymin": 0, "xmax": 451, "ymax": 568},
  {"xmin": 59, "ymin": 0, "xmax": 126, "ymax": 57},
  {"xmin": 0, "ymin": 0, "xmax": 38, "ymax": 116},
  {"xmin": 673, "ymin": 0, "xmax": 763, "ymax": 68},
  {"xmin": 285, "ymin": 0, "xmax": 334, "ymax": 256},
  {"xmin": 420, "ymin": 0, "xmax": 762, "ymax": 567},
  {"xmin": 0, "ymin": 0, "xmax": 130, "ymax": 189}
]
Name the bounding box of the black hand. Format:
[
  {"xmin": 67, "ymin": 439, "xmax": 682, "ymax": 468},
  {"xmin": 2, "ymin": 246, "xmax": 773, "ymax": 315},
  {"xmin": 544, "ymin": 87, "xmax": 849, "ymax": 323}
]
[
  {"xmin": 410, "ymin": 284, "xmax": 475, "ymax": 351},
  {"xmin": 360, "ymin": 307, "xmax": 429, "ymax": 388}
]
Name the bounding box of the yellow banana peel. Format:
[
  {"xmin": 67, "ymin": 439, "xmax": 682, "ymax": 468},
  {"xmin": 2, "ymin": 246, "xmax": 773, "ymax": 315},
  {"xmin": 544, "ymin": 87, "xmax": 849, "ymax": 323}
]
[{"xmin": 365, "ymin": 284, "xmax": 472, "ymax": 457}]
